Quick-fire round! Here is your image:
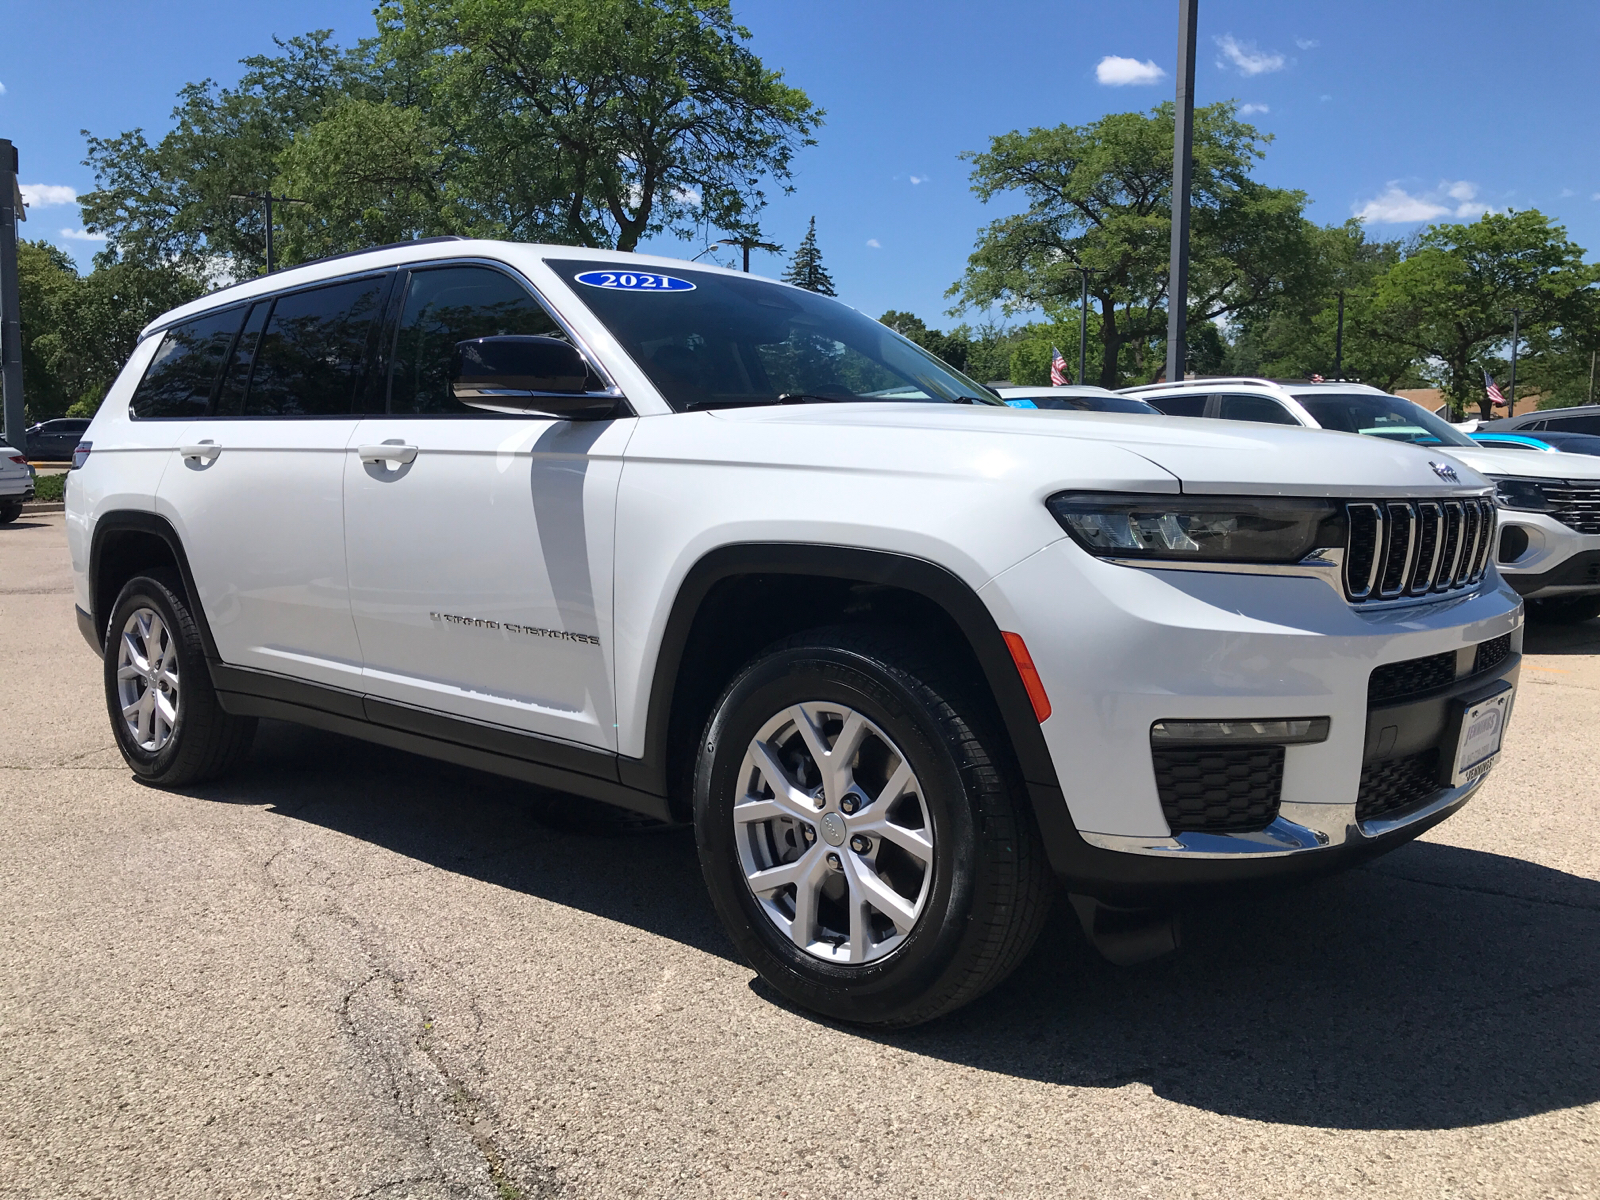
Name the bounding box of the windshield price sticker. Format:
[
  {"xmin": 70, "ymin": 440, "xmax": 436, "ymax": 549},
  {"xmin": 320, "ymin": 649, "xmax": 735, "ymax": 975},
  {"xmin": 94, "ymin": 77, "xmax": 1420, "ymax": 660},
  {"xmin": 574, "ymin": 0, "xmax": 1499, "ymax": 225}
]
[{"xmin": 574, "ymin": 270, "xmax": 695, "ymax": 293}]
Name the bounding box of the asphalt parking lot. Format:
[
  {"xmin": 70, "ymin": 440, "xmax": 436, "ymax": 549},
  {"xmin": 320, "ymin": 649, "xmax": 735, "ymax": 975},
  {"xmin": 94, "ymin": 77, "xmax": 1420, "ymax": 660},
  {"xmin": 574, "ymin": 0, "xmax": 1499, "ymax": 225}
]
[{"xmin": 3, "ymin": 512, "xmax": 1598, "ymax": 1199}]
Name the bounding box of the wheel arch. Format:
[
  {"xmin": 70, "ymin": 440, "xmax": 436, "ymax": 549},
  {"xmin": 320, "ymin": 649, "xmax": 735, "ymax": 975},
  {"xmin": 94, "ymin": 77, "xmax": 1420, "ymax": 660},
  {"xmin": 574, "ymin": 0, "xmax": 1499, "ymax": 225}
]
[
  {"xmin": 88, "ymin": 511, "xmax": 218, "ymax": 660},
  {"xmin": 623, "ymin": 544, "xmax": 1066, "ymax": 825}
]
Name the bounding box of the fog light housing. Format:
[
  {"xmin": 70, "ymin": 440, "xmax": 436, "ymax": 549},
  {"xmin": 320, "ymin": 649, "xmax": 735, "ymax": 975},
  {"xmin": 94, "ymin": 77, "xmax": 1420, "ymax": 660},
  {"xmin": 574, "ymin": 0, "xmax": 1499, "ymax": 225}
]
[{"xmin": 1150, "ymin": 717, "xmax": 1331, "ymax": 745}]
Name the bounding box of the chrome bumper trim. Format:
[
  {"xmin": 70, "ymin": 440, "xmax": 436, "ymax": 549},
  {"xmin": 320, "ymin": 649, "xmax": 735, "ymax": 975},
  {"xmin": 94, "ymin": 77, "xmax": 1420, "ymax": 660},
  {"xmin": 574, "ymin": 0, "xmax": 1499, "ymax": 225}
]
[{"xmin": 1079, "ymin": 773, "xmax": 1486, "ymax": 860}]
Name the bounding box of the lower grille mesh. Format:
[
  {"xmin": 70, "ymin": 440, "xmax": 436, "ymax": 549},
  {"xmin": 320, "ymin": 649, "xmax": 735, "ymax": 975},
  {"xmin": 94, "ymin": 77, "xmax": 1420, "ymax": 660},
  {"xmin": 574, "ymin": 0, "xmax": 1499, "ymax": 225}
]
[
  {"xmin": 1154, "ymin": 745, "xmax": 1285, "ymax": 833},
  {"xmin": 1368, "ymin": 651, "xmax": 1455, "ymax": 705},
  {"xmin": 1356, "ymin": 750, "xmax": 1442, "ymax": 822}
]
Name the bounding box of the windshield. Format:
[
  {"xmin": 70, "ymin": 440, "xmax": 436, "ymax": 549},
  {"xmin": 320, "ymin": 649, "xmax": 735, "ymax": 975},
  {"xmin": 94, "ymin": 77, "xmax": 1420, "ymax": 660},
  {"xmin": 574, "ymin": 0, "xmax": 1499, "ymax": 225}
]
[
  {"xmin": 1294, "ymin": 392, "xmax": 1475, "ymax": 447},
  {"xmin": 548, "ymin": 260, "xmax": 1002, "ymax": 412}
]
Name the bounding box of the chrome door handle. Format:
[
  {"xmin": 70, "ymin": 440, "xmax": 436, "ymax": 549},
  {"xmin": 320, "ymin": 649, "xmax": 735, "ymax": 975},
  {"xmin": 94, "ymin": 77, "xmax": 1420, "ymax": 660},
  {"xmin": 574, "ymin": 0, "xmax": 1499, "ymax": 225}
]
[
  {"xmin": 179, "ymin": 441, "xmax": 221, "ymax": 463},
  {"xmin": 358, "ymin": 444, "xmax": 419, "ymax": 466}
]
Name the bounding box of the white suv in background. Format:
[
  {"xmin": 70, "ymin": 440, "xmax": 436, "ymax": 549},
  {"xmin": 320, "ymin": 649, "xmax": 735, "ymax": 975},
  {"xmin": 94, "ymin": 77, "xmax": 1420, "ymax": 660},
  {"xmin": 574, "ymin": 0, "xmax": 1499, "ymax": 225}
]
[
  {"xmin": 0, "ymin": 442, "xmax": 36, "ymax": 522},
  {"xmin": 1126, "ymin": 377, "xmax": 1600, "ymax": 623},
  {"xmin": 67, "ymin": 241, "xmax": 1521, "ymax": 1026}
]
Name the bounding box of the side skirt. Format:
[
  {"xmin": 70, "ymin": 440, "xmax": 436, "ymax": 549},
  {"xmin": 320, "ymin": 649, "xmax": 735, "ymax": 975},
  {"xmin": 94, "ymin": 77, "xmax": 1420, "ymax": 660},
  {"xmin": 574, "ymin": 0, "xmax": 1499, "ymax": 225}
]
[{"xmin": 211, "ymin": 663, "xmax": 672, "ymax": 822}]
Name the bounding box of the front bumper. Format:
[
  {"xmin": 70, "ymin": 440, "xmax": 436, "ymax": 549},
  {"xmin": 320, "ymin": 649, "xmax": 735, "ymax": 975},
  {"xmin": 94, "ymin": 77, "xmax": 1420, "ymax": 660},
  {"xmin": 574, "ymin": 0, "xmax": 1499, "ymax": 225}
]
[
  {"xmin": 1495, "ymin": 510, "xmax": 1600, "ymax": 597},
  {"xmin": 982, "ymin": 539, "xmax": 1523, "ymax": 894}
]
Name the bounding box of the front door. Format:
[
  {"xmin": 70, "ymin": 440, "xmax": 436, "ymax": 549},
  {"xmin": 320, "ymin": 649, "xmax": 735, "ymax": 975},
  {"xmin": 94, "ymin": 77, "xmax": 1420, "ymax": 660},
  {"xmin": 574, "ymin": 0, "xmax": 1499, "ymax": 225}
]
[
  {"xmin": 156, "ymin": 273, "xmax": 390, "ymax": 691},
  {"xmin": 342, "ymin": 262, "xmax": 630, "ymax": 751}
]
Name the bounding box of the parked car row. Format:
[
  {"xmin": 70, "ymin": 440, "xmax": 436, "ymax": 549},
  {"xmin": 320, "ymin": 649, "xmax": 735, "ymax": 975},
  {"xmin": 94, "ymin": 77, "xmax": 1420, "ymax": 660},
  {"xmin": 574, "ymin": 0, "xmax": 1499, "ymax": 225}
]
[
  {"xmin": 22, "ymin": 418, "xmax": 93, "ymax": 463},
  {"xmin": 0, "ymin": 444, "xmax": 37, "ymax": 522},
  {"xmin": 62, "ymin": 240, "xmax": 1524, "ymax": 1026}
]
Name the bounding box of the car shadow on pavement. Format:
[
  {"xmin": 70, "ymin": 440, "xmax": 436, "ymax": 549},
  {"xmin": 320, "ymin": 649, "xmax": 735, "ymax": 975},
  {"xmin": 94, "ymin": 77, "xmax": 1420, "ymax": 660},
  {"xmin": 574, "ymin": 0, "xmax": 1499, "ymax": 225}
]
[
  {"xmin": 1522, "ymin": 620, "xmax": 1600, "ymax": 655},
  {"xmin": 189, "ymin": 720, "xmax": 1599, "ymax": 1133}
]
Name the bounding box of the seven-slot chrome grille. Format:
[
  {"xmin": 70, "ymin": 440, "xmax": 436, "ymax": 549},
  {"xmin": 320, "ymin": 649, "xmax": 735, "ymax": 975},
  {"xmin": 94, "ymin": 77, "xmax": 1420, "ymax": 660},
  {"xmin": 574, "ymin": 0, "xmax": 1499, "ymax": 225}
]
[
  {"xmin": 1343, "ymin": 497, "xmax": 1495, "ymax": 602},
  {"xmin": 1545, "ymin": 483, "xmax": 1600, "ymax": 534}
]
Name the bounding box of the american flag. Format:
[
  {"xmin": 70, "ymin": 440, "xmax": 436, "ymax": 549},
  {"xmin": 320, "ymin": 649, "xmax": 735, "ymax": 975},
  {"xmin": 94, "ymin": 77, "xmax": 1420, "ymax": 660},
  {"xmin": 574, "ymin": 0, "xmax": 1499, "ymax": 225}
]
[
  {"xmin": 1050, "ymin": 346, "xmax": 1070, "ymax": 386},
  {"xmin": 1484, "ymin": 369, "xmax": 1507, "ymax": 408}
]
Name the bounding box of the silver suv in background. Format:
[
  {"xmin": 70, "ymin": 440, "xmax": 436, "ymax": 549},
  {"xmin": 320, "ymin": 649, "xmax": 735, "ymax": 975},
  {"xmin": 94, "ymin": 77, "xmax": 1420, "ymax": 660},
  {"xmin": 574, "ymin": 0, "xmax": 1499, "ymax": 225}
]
[{"xmin": 1125, "ymin": 378, "xmax": 1600, "ymax": 623}]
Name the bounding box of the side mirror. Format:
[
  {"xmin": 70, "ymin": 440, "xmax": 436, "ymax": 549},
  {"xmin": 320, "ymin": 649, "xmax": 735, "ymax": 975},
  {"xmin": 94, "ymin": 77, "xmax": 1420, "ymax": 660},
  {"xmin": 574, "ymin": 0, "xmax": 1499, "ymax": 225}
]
[{"xmin": 450, "ymin": 335, "xmax": 620, "ymax": 420}]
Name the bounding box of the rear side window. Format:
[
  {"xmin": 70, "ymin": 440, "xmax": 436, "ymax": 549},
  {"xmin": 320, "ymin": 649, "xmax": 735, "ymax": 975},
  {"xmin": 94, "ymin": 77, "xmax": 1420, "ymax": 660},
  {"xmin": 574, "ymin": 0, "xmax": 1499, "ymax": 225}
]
[
  {"xmin": 389, "ymin": 266, "xmax": 565, "ymax": 414},
  {"xmin": 1218, "ymin": 394, "xmax": 1298, "ymax": 425},
  {"xmin": 1544, "ymin": 414, "xmax": 1600, "ymax": 435},
  {"xmin": 129, "ymin": 307, "xmax": 246, "ymax": 419},
  {"xmin": 242, "ymin": 276, "xmax": 387, "ymax": 417},
  {"xmin": 1148, "ymin": 393, "xmax": 1208, "ymax": 417}
]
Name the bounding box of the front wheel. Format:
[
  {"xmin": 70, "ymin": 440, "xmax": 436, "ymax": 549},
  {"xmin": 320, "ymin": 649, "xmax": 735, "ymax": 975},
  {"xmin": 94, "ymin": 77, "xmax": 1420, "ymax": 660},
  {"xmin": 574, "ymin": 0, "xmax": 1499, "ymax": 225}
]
[
  {"xmin": 0, "ymin": 501, "xmax": 22, "ymax": 524},
  {"xmin": 693, "ymin": 627, "xmax": 1051, "ymax": 1028}
]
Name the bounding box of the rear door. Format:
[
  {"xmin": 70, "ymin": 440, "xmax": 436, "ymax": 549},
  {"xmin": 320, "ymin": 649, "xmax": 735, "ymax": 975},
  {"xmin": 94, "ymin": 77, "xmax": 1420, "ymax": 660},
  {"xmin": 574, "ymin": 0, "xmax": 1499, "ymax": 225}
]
[
  {"xmin": 155, "ymin": 273, "xmax": 390, "ymax": 690},
  {"xmin": 342, "ymin": 262, "xmax": 630, "ymax": 751},
  {"xmin": 1146, "ymin": 391, "xmax": 1209, "ymax": 417},
  {"xmin": 1215, "ymin": 393, "xmax": 1301, "ymax": 426}
]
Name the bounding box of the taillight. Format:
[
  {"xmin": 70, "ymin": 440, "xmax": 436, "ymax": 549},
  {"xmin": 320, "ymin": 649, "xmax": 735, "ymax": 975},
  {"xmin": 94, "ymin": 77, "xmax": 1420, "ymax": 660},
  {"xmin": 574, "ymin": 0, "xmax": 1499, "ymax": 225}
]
[
  {"xmin": 7, "ymin": 455, "xmax": 26, "ymax": 467},
  {"xmin": 71, "ymin": 441, "xmax": 92, "ymax": 470}
]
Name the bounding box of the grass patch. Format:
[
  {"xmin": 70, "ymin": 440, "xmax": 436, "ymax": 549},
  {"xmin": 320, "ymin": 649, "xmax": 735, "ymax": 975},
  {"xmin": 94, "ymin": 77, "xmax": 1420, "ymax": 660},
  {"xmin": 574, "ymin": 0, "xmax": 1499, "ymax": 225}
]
[{"xmin": 32, "ymin": 473, "xmax": 67, "ymax": 503}]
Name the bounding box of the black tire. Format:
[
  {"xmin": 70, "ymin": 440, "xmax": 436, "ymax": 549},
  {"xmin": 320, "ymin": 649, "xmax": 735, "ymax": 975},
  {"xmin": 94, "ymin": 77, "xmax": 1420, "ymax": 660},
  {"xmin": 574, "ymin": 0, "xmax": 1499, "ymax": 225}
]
[
  {"xmin": 103, "ymin": 572, "xmax": 256, "ymax": 785},
  {"xmin": 693, "ymin": 626, "xmax": 1051, "ymax": 1028},
  {"xmin": 0, "ymin": 502, "xmax": 21, "ymax": 524},
  {"xmin": 1527, "ymin": 594, "xmax": 1600, "ymax": 624}
]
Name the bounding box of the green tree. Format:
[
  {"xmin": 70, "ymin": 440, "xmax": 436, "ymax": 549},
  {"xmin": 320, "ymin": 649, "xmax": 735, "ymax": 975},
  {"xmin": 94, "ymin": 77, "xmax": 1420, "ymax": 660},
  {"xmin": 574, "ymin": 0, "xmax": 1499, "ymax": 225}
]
[
  {"xmin": 950, "ymin": 102, "xmax": 1319, "ymax": 388},
  {"xmin": 876, "ymin": 310, "xmax": 976, "ymax": 370},
  {"xmin": 785, "ymin": 216, "xmax": 835, "ymax": 294},
  {"xmin": 16, "ymin": 240, "xmax": 80, "ymax": 420},
  {"xmin": 381, "ymin": 0, "xmax": 821, "ymax": 252},
  {"xmin": 1365, "ymin": 210, "xmax": 1599, "ymax": 419}
]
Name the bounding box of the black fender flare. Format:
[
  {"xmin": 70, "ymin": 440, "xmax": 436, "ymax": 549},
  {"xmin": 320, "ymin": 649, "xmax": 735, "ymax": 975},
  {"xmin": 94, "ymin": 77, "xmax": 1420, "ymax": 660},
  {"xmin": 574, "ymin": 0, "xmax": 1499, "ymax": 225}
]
[
  {"xmin": 616, "ymin": 544, "xmax": 1072, "ymax": 842},
  {"xmin": 87, "ymin": 510, "xmax": 220, "ymax": 660}
]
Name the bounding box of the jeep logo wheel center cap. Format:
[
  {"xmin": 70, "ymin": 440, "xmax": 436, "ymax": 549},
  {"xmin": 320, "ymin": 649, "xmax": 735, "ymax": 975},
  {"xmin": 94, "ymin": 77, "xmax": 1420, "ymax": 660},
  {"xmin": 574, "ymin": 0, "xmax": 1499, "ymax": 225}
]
[{"xmin": 819, "ymin": 812, "xmax": 847, "ymax": 847}]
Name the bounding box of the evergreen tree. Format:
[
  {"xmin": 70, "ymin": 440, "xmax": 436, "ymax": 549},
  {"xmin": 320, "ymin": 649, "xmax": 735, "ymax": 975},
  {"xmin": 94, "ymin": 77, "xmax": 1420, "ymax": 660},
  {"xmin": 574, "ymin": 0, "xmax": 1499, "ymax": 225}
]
[{"xmin": 784, "ymin": 217, "xmax": 836, "ymax": 295}]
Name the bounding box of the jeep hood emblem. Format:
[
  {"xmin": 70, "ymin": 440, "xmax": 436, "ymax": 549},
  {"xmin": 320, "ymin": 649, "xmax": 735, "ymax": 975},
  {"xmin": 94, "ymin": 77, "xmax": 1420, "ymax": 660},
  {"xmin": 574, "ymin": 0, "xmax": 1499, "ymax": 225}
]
[{"xmin": 1429, "ymin": 460, "xmax": 1460, "ymax": 483}]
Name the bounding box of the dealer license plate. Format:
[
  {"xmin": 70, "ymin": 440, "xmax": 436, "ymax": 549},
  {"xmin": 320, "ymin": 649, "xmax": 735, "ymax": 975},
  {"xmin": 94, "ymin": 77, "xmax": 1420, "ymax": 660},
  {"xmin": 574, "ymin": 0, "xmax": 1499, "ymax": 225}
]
[{"xmin": 1450, "ymin": 686, "xmax": 1514, "ymax": 787}]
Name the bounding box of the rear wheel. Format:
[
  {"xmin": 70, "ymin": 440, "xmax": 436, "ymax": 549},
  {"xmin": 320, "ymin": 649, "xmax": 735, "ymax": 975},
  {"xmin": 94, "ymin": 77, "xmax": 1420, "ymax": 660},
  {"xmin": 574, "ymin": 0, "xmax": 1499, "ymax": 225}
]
[
  {"xmin": 0, "ymin": 501, "xmax": 21, "ymax": 524},
  {"xmin": 104, "ymin": 573, "xmax": 256, "ymax": 785},
  {"xmin": 693, "ymin": 627, "xmax": 1051, "ymax": 1028},
  {"xmin": 1527, "ymin": 594, "xmax": 1600, "ymax": 624}
]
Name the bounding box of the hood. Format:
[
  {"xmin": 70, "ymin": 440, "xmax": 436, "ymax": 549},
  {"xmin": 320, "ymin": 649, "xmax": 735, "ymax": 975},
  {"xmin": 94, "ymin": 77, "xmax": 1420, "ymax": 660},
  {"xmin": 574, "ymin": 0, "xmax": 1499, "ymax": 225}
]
[
  {"xmin": 708, "ymin": 404, "xmax": 1493, "ymax": 497},
  {"xmin": 1444, "ymin": 444, "xmax": 1600, "ymax": 481}
]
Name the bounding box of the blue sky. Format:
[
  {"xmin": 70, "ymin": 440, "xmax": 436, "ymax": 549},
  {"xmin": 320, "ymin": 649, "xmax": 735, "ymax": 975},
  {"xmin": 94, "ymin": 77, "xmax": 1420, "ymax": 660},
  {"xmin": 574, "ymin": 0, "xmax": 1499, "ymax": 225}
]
[{"xmin": 5, "ymin": 0, "xmax": 1599, "ymax": 329}]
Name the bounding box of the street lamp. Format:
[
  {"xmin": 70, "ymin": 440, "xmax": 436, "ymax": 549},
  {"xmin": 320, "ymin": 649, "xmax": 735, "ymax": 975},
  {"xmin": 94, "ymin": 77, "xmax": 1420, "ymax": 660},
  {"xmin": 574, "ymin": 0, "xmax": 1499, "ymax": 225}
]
[
  {"xmin": 229, "ymin": 191, "xmax": 308, "ymax": 274},
  {"xmin": 1507, "ymin": 306, "xmax": 1521, "ymax": 413},
  {"xmin": 1, "ymin": 139, "xmax": 24, "ymax": 449},
  {"xmin": 1069, "ymin": 267, "xmax": 1103, "ymax": 386},
  {"xmin": 714, "ymin": 235, "xmax": 782, "ymax": 273},
  {"xmin": 1165, "ymin": 0, "xmax": 1199, "ymax": 384}
]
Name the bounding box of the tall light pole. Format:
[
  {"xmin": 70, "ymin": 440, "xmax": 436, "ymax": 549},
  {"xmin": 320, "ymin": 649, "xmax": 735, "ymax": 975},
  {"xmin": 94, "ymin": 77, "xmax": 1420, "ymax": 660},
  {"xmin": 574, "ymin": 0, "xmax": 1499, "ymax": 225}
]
[
  {"xmin": 229, "ymin": 191, "xmax": 307, "ymax": 274},
  {"xmin": 1507, "ymin": 306, "xmax": 1521, "ymax": 413},
  {"xmin": 0, "ymin": 139, "xmax": 24, "ymax": 450},
  {"xmin": 1333, "ymin": 291, "xmax": 1346, "ymax": 380},
  {"xmin": 1071, "ymin": 267, "xmax": 1102, "ymax": 386},
  {"xmin": 715, "ymin": 235, "xmax": 781, "ymax": 273},
  {"xmin": 1165, "ymin": 0, "xmax": 1199, "ymax": 384}
]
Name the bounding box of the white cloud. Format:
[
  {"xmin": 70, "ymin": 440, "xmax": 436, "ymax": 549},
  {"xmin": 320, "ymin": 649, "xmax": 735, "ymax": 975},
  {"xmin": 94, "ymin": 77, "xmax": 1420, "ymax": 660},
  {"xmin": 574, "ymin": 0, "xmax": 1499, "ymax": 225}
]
[
  {"xmin": 1295, "ymin": 38, "xmax": 1319, "ymax": 50},
  {"xmin": 670, "ymin": 185, "xmax": 701, "ymax": 206},
  {"xmin": 59, "ymin": 227, "xmax": 106, "ymax": 242},
  {"xmin": 21, "ymin": 183, "xmax": 76, "ymax": 208},
  {"xmin": 1354, "ymin": 181, "xmax": 1495, "ymax": 224},
  {"xmin": 1238, "ymin": 103, "xmax": 1270, "ymax": 115},
  {"xmin": 1320, "ymin": 94, "xmax": 1333, "ymax": 101},
  {"xmin": 0, "ymin": 81, "xmax": 8, "ymax": 95},
  {"xmin": 865, "ymin": 238, "xmax": 881, "ymax": 249},
  {"xmin": 909, "ymin": 174, "xmax": 927, "ymax": 185},
  {"xmin": 1215, "ymin": 34, "xmax": 1286, "ymax": 76},
  {"xmin": 1096, "ymin": 56, "xmax": 1166, "ymax": 86},
  {"xmin": 1559, "ymin": 187, "xmax": 1575, "ymax": 198},
  {"xmin": 1593, "ymin": 192, "xmax": 1600, "ymax": 201}
]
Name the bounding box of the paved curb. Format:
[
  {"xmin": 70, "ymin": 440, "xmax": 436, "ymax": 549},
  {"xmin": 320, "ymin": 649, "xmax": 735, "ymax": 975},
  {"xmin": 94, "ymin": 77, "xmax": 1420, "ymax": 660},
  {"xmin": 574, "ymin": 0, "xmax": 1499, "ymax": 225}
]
[{"xmin": 21, "ymin": 502, "xmax": 65, "ymax": 514}]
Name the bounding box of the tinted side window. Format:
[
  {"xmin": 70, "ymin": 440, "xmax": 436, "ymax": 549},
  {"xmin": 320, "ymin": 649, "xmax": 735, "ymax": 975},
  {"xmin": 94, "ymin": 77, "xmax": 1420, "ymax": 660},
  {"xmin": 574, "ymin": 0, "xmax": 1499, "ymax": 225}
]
[
  {"xmin": 129, "ymin": 308, "xmax": 246, "ymax": 419},
  {"xmin": 244, "ymin": 277, "xmax": 386, "ymax": 417},
  {"xmin": 1546, "ymin": 415, "xmax": 1600, "ymax": 435},
  {"xmin": 1149, "ymin": 393, "xmax": 1208, "ymax": 417},
  {"xmin": 214, "ymin": 301, "xmax": 270, "ymax": 417},
  {"xmin": 1218, "ymin": 394, "xmax": 1299, "ymax": 425},
  {"xmin": 390, "ymin": 266, "xmax": 563, "ymax": 414}
]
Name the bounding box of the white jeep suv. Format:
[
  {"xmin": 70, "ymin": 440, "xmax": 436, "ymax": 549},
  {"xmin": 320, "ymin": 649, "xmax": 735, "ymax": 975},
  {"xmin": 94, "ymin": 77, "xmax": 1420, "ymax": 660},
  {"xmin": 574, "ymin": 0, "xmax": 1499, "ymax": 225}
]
[
  {"xmin": 1125, "ymin": 377, "xmax": 1600, "ymax": 623},
  {"xmin": 67, "ymin": 241, "xmax": 1522, "ymax": 1026}
]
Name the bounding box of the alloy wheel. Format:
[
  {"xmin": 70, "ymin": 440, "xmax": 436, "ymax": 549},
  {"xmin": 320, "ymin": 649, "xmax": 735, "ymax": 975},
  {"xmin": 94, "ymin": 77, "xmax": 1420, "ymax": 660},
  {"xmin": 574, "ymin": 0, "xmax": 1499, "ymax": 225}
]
[
  {"xmin": 733, "ymin": 702, "xmax": 935, "ymax": 965},
  {"xmin": 116, "ymin": 606, "xmax": 180, "ymax": 752}
]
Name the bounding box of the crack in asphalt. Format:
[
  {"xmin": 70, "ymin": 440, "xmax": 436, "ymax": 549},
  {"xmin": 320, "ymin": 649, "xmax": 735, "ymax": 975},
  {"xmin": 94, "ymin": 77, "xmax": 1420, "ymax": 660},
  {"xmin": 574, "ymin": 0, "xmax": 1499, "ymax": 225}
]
[
  {"xmin": 260, "ymin": 843, "xmax": 563, "ymax": 1199},
  {"xmin": 1361, "ymin": 864, "xmax": 1600, "ymax": 914}
]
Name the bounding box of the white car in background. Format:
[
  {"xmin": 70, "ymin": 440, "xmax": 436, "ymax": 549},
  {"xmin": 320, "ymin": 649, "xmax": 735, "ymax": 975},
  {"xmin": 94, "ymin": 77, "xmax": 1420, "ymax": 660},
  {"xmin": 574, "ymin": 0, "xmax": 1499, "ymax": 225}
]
[
  {"xmin": 994, "ymin": 385, "xmax": 1163, "ymax": 415},
  {"xmin": 1125, "ymin": 378, "xmax": 1600, "ymax": 623},
  {"xmin": 0, "ymin": 443, "xmax": 37, "ymax": 523}
]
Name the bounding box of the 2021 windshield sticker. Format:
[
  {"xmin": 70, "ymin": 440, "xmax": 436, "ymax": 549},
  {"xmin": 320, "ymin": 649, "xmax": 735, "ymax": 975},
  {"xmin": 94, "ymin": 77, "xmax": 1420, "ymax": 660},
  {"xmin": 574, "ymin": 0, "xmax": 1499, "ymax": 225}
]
[{"xmin": 573, "ymin": 270, "xmax": 695, "ymax": 293}]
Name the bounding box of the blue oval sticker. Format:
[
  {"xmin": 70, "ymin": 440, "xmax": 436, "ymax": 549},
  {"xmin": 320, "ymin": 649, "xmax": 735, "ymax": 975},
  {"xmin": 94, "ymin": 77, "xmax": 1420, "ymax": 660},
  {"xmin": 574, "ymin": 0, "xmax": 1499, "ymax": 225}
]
[{"xmin": 573, "ymin": 270, "xmax": 695, "ymax": 293}]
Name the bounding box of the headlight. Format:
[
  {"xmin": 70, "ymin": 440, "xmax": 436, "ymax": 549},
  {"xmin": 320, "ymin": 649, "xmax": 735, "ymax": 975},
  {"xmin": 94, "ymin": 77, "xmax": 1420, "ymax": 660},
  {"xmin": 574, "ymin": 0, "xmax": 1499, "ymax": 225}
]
[
  {"xmin": 1491, "ymin": 477, "xmax": 1550, "ymax": 511},
  {"xmin": 1046, "ymin": 492, "xmax": 1345, "ymax": 562}
]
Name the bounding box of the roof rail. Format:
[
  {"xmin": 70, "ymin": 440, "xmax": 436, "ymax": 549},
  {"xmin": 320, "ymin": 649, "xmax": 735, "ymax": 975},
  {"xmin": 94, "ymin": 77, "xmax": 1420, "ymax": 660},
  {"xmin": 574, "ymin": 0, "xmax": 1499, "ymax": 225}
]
[{"xmin": 189, "ymin": 235, "xmax": 472, "ymax": 304}]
